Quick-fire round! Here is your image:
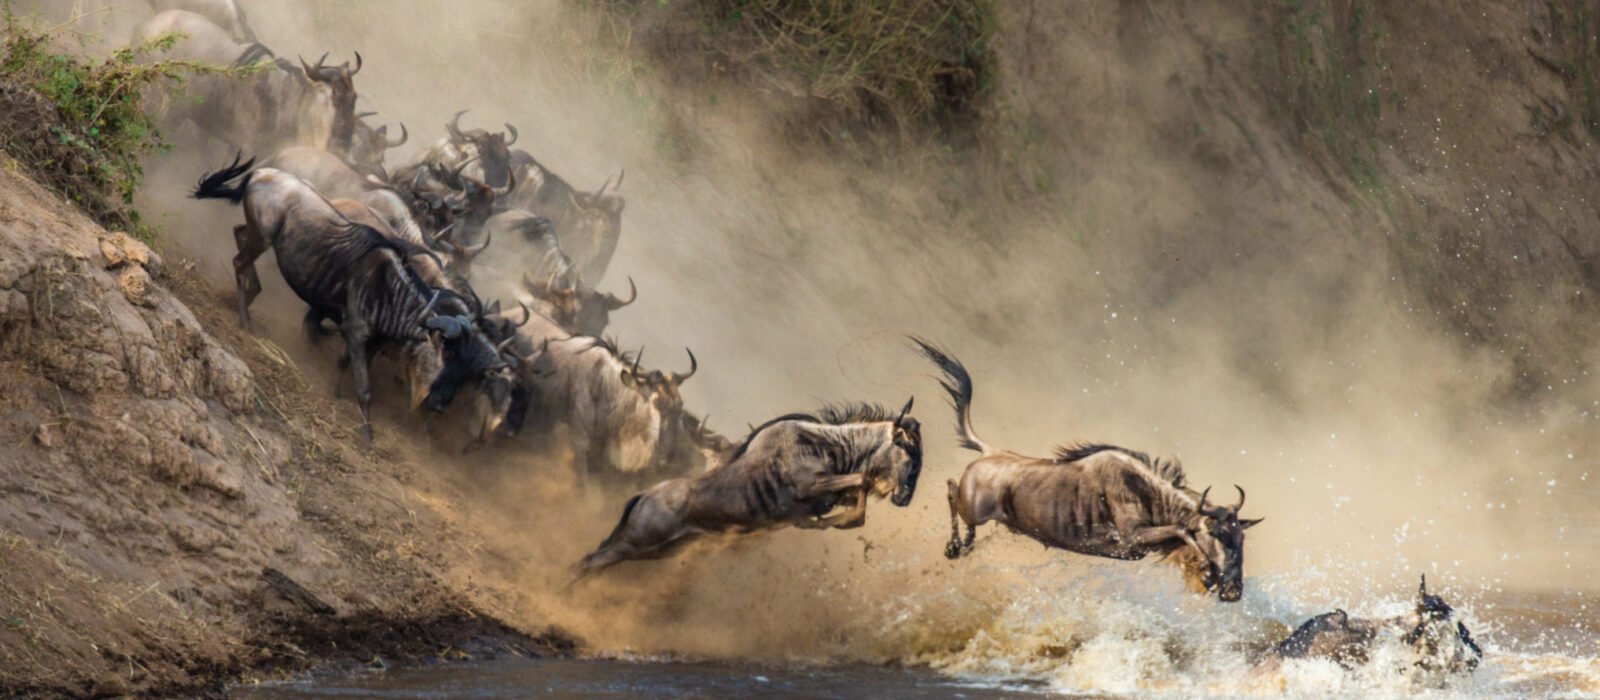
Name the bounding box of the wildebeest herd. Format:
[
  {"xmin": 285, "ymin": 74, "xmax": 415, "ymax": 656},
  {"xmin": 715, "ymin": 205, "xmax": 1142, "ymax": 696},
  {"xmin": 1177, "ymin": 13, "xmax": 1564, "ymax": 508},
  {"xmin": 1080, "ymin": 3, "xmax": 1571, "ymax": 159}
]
[{"xmin": 144, "ymin": 0, "xmax": 1483, "ymax": 685}]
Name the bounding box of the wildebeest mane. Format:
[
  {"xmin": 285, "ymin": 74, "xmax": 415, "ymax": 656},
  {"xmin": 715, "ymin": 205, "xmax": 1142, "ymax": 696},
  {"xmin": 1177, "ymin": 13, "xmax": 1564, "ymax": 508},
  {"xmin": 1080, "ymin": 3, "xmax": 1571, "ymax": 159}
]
[
  {"xmin": 1053, "ymin": 442, "xmax": 1187, "ymax": 488},
  {"xmin": 722, "ymin": 402, "xmax": 897, "ymax": 463}
]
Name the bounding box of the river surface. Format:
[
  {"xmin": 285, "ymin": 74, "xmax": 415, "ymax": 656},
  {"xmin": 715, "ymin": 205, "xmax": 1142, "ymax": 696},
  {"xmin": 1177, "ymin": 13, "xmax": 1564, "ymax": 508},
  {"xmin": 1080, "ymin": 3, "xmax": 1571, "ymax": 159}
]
[{"xmin": 232, "ymin": 586, "xmax": 1598, "ymax": 699}]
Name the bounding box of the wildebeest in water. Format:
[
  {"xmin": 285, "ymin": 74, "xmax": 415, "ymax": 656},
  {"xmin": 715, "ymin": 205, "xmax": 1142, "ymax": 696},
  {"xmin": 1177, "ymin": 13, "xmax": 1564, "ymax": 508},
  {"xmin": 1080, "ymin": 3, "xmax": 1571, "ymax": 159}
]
[
  {"xmin": 571, "ymin": 399, "xmax": 922, "ymax": 581},
  {"xmin": 1263, "ymin": 575, "xmax": 1483, "ymax": 683},
  {"xmin": 913, "ymin": 338, "xmax": 1261, "ymax": 601}
]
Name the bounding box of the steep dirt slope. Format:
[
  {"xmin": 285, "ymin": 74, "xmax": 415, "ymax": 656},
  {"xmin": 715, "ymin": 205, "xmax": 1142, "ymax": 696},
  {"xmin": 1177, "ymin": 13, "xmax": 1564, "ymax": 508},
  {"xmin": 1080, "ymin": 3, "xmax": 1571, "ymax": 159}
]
[{"xmin": 0, "ymin": 162, "xmax": 569, "ymax": 698}]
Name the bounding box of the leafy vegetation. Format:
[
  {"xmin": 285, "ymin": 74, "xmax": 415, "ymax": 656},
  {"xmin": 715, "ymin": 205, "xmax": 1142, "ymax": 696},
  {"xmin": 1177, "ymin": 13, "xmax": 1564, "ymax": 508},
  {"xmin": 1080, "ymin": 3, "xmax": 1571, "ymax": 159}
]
[
  {"xmin": 589, "ymin": 0, "xmax": 997, "ymax": 148},
  {"xmin": 0, "ymin": 4, "xmax": 205, "ymax": 235}
]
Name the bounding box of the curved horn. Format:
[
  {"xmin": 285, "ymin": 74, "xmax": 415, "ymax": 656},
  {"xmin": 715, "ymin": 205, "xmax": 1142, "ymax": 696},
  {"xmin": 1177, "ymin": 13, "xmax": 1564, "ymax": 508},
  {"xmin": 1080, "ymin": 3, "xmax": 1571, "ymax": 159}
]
[
  {"xmin": 592, "ymin": 172, "xmax": 615, "ymax": 199},
  {"xmin": 603, "ymin": 276, "xmax": 637, "ymax": 310},
  {"xmin": 496, "ymin": 335, "xmax": 516, "ymax": 354},
  {"xmin": 504, "ymin": 122, "xmax": 518, "ymax": 146},
  {"xmin": 421, "ymin": 223, "xmax": 458, "ymax": 255},
  {"xmin": 386, "ymin": 122, "xmax": 408, "ymax": 148},
  {"xmin": 460, "ymin": 226, "xmax": 492, "ymax": 259},
  {"xmin": 1233, "ymin": 484, "xmax": 1246, "ymax": 510},
  {"xmin": 316, "ymin": 52, "xmax": 329, "ymax": 71},
  {"xmin": 895, "ymin": 396, "xmax": 914, "ymax": 425},
  {"xmin": 1196, "ymin": 486, "xmax": 1212, "ymax": 513},
  {"xmin": 631, "ymin": 348, "xmax": 643, "ymax": 376},
  {"xmin": 298, "ymin": 54, "xmax": 314, "ymax": 76},
  {"xmin": 668, "ymin": 348, "xmax": 698, "ymax": 385},
  {"xmin": 493, "ymin": 165, "xmax": 516, "ymax": 198},
  {"xmin": 411, "ymin": 290, "xmax": 442, "ymax": 326},
  {"xmin": 514, "ymin": 301, "xmax": 532, "ymax": 328},
  {"xmin": 612, "ymin": 169, "xmax": 624, "ymax": 192},
  {"xmin": 356, "ymin": 110, "xmax": 378, "ymax": 119},
  {"xmin": 447, "ymin": 110, "xmax": 468, "ymax": 142},
  {"xmin": 350, "ymin": 51, "xmax": 362, "ymax": 76}
]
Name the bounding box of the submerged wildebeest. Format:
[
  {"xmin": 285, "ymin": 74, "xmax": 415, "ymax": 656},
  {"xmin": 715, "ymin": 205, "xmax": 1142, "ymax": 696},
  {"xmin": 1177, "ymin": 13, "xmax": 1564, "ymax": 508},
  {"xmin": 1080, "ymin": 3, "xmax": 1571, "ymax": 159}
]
[
  {"xmin": 193, "ymin": 155, "xmax": 512, "ymax": 441},
  {"xmin": 504, "ymin": 151, "xmax": 625, "ymax": 284},
  {"xmin": 1264, "ymin": 576, "xmax": 1482, "ymax": 681},
  {"xmin": 914, "ymin": 339, "xmax": 1261, "ymax": 602},
  {"xmin": 571, "ymin": 400, "xmax": 922, "ymax": 580},
  {"xmin": 486, "ymin": 211, "xmax": 635, "ymax": 336}
]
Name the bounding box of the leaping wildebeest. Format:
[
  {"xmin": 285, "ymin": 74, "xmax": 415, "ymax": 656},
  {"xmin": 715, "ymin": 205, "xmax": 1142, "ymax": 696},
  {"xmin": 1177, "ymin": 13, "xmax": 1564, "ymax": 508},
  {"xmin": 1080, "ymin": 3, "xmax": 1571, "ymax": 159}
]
[
  {"xmin": 913, "ymin": 338, "xmax": 1261, "ymax": 602},
  {"xmin": 571, "ymin": 400, "xmax": 922, "ymax": 580}
]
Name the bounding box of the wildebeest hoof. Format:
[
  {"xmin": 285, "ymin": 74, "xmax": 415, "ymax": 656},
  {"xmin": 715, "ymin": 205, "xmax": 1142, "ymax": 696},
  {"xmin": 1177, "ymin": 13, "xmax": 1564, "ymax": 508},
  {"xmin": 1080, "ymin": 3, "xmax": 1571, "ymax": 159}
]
[
  {"xmin": 944, "ymin": 541, "xmax": 961, "ymax": 559},
  {"xmin": 360, "ymin": 424, "xmax": 374, "ymax": 443}
]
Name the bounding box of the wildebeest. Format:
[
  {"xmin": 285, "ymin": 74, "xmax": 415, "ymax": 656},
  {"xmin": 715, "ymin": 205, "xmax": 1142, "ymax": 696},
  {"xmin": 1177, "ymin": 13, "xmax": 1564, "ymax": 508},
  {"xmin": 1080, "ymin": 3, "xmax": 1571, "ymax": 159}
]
[
  {"xmin": 145, "ymin": 0, "xmax": 255, "ymax": 42},
  {"xmin": 267, "ymin": 146, "xmax": 488, "ymax": 276},
  {"xmin": 192, "ymin": 155, "xmax": 510, "ymax": 441},
  {"xmin": 571, "ymin": 400, "xmax": 922, "ymax": 580},
  {"xmin": 485, "ymin": 211, "xmax": 634, "ymax": 336},
  {"xmin": 914, "ymin": 339, "xmax": 1261, "ymax": 602},
  {"xmin": 396, "ymin": 110, "xmax": 517, "ymax": 192},
  {"xmin": 347, "ymin": 111, "xmax": 407, "ymax": 179},
  {"xmin": 1264, "ymin": 576, "xmax": 1482, "ymax": 681},
  {"xmin": 504, "ymin": 150, "xmax": 625, "ymax": 284},
  {"xmin": 133, "ymin": 11, "xmax": 356, "ymax": 157}
]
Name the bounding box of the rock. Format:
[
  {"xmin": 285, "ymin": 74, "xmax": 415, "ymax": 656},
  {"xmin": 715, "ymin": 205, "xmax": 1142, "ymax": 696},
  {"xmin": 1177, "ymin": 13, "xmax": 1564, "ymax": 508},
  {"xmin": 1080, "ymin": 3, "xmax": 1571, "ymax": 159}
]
[
  {"xmin": 98, "ymin": 231, "xmax": 153, "ymax": 271},
  {"xmin": 32, "ymin": 422, "xmax": 53, "ymax": 448},
  {"xmin": 118, "ymin": 266, "xmax": 152, "ymax": 307}
]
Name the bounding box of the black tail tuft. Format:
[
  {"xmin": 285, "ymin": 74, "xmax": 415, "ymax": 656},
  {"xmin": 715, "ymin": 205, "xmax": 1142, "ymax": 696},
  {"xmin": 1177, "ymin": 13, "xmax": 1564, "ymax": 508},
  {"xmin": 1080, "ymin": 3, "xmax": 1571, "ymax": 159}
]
[
  {"xmin": 911, "ymin": 336, "xmax": 992, "ymax": 455},
  {"xmin": 193, "ymin": 151, "xmax": 256, "ymax": 204}
]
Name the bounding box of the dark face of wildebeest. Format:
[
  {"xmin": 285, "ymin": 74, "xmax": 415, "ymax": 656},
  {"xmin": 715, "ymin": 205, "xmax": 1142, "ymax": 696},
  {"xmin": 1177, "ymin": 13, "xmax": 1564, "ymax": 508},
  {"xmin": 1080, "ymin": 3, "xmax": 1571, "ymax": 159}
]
[
  {"xmin": 419, "ymin": 312, "xmax": 518, "ymax": 442},
  {"xmin": 446, "ymin": 110, "xmax": 516, "ymax": 188},
  {"xmin": 885, "ymin": 399, "xmax": 923, "ymax": 506},
  {"xmin": 1187, "ymin": 486, "xmax": 1262, "ymax": 602}
]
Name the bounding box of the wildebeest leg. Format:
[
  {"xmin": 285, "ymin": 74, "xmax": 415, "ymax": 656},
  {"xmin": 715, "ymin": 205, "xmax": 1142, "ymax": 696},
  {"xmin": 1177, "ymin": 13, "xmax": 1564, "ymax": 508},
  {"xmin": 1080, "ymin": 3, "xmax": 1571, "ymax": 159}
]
[
  {"xmin": 231, "ymin": 224, "xmax": 267, "ymax": 327},
  {"xmin": 796, "ymin": 473, "xmax": 864, "ymax": 499},
  {"xmin": 340, "ymin": 319, "xmax": 376, "ymax": 443},
  {"xmin": 945, "ymin": 480, "xmax": 965, "ymax": 559},
  {"xmin": 819, "ymin": 489, "xmax": 869, "ymax": 529},
  {"xmin": 303, "ymin": 308, "xmax": 333, "ymax": 344},
  {"xmin": 1128, "ymin": 524, "xmax": 1198, "ymax": 553}
]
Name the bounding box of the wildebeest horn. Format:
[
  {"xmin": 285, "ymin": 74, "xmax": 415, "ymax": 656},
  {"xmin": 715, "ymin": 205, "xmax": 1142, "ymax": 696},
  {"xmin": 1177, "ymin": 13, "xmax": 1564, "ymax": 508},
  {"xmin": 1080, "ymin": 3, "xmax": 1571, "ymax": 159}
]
[
  {"xmin": 425, "ymin": 315, "xmax": 467, "ymax": 339},
  {"xmin": 351, "ymin": 51, "xmax": 362, "ymax": 76},
  {"xmin": 356, "ymin": 110, "xmax": 378, "ymax": 119},
  {"xmin": 612, "ymin": 169, "xmax": 624, "ymax": 191},
  {"xmin": 1419, "ymin": 574, "xmax": 1428, "ymax": 596},
  {"xmin": 603, "ymin": 276, "xmax": 637, "ymax": 310},
  {"xmin": 1233, "ymin": 484, "xmax": 1246, "ymax": 510},
  {"xmin": 386, "ymin": 122, "xmax": 408, "ymax": 148},
  {"xmin": 669, "ymin": 348, "xmax": 697, "ymax": 385},
  {"xmin": 460, "ymin": 226, "xmax": 492, "ymax": 259},
  {"xmin": 1196, "ymin": 486, "xmax": 1212, "ymax": 513},
  {"xmin": 486, "ymin": 299, "xmax": 501, "ymax": 316},
  {"xmin": 450, "ymin": 158, "xmax": 479, "ymax": 189},
  {"xmin": 412, "ymin": 290, "xmax": 442, "ymax": 326},
  {"xmin": 495, "ymin": 335, "xmax": 516, "ymax": 354},
  {"xmin": 895, "ymin": 396, "xmax": 914, "ymax": 425},
  {"xmin": 493, "ymin": 166, "xmax": 516, "ymax": 198},
  {"xmin": 504, "ymin": 123, "xmax": 518, "ymax": 146},
  {"xmin": 447, "ymin": 110, "xmax": 468, "ymax": 142},
  {"xmin": 421, "ymin": 223, "xmax": 458, "ymax": 254},
  {"xmin": 592, "ymin": 172, "xmax": 614, "ymax": 199},
  {"xmin": 514, "ymin": 301, "xmax": 532, "ymax": 327}
]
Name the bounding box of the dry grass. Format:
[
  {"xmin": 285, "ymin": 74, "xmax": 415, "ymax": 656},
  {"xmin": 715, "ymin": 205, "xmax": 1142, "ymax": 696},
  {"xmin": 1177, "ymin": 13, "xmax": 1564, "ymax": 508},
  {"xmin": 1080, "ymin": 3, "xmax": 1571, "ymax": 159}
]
[{"xmin": 590, "ymin": 0, "xmax": 996, "ymax": 148}]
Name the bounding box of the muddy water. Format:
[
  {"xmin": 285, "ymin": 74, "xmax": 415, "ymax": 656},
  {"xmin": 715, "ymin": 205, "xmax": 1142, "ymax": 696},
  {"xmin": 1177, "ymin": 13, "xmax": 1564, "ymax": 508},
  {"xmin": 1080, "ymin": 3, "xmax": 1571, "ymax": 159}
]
[{"xmin": 232, "ymin": 583, "xmax": 1598, "ymax": 699}]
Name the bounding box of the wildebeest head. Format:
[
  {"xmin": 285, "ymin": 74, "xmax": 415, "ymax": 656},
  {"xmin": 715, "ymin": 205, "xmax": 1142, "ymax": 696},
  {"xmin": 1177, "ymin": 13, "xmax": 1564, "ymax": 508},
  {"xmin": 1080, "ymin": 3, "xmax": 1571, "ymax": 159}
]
[
  {"xmin": 419, "ymin": 305, "xmax": 519, "ymax": 443},
  {"xmin": 1405, "ymin": 575, "xmax": 1483, "ymax": 674},
  {"xmin": 300, "ymin": 51, "xmax": 360, "ymax": 110},
  {"xmin": 1186, "ymin": 485, "xmax": 1262, "ymax": 602},
  {"xmin": 880, "ymin": 397, "xmax": 923, "ymax": 506},
  {"xmin": 522, "ymin": 272, "xmax": 636, "ymax": 337},
  {"xmin": 561, "ymin": 170, "xmax": 626, "ymax": 279},
  {"xmin": 348, "ymin": 112, "xmax": 406, "ymax": 179},
  {"xmin": 445, "ymin": 110, "xmax": 517, "ymax": 188}
]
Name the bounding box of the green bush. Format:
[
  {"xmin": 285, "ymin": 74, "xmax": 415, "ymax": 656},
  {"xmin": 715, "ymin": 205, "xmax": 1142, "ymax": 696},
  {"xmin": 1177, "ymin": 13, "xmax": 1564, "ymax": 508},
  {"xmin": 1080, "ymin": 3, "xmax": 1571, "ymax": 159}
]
[{"xmin": 0, "ymin": 4, "xmax": 202, "ymax": 235}]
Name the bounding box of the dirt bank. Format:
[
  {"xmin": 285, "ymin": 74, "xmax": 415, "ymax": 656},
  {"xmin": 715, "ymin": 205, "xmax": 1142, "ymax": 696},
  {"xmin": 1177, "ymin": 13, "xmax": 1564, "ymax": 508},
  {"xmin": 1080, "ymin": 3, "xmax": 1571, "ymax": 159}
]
[{"xmin": 0, "ymin": 162, "xmax": 572, "ymax": 697}]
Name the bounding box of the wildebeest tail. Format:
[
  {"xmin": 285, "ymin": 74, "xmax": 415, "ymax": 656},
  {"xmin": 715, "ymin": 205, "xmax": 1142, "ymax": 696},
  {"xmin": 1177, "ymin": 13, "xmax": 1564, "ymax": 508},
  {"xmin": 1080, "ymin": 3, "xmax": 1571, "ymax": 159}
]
[
  {"xmin": 911, "ymin": 337, "xmax": 994, "ymax": 455},
  {"xmin": 599, "ymin": 493, "xmax": 644, "ymax": 549},
  {"xmin": 192, "ymin": 152, "xmax": 256, "ymax": 204}
]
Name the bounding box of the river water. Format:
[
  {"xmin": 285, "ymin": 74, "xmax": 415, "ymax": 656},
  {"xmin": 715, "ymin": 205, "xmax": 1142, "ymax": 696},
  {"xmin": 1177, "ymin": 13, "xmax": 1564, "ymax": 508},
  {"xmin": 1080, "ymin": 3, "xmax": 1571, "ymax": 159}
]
[{"xmin": 232, "ymin": 583, "xmax": 1598, "ymax": 699}]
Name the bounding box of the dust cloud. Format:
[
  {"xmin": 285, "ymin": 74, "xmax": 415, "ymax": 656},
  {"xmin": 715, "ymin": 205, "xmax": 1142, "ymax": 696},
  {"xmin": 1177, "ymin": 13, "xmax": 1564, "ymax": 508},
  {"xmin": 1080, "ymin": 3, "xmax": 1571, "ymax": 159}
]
[{"xmin": 37, "ymin": 0, "xmax": 1600, "ymax": 674}]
